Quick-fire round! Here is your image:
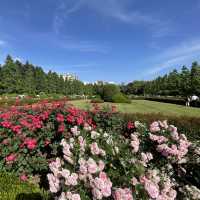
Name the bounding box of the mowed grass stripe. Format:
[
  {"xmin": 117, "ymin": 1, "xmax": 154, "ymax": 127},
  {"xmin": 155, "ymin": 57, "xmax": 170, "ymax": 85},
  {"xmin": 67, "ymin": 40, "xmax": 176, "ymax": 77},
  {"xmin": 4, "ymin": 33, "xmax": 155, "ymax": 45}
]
[{"xmin": 69, "ymin": 100, "xmax": 200, "ymax": 118}]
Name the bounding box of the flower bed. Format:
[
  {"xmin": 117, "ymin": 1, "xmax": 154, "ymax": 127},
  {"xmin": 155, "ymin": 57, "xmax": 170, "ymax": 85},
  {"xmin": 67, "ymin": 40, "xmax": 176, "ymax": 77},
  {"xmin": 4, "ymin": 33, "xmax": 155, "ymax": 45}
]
[{"xmin": 0, "ymin": 100, "xmax": 200, "ymax": 199}]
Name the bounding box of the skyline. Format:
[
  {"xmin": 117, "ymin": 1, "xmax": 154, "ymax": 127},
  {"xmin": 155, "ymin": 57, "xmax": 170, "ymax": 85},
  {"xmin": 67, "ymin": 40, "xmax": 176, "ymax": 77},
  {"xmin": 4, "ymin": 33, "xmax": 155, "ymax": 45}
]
[{"xmin": 0, "ymin": 0, "xmax": 200, "ymax": 83}]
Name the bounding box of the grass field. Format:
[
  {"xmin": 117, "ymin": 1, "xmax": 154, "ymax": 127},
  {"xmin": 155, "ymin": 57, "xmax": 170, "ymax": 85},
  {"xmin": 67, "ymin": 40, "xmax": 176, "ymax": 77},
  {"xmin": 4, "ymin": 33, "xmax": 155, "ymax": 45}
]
[{"xmin": 70, "ymin": 100, "xmax": 200, "ymax": 118}]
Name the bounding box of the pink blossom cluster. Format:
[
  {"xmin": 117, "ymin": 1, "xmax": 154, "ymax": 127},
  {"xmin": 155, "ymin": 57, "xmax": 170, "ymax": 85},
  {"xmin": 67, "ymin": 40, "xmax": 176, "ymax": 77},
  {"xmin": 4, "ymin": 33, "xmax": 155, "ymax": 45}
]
[
  {"xmin": 149, "ymin": 121, "xmax": 191, "ymax": 161},
  {"xmin": 113, "ymin": 188, "xmax": 133, "ymax": 200},
  {"xmin": 47, "ymin": 158, "xmax": 80, "ymax": 197},
  {"xmin": 46, "ymin": 119, "xmax": 187, "ymax": 200},
  {"xmin": 90, "ymin": 142, "xmax": 106, "ymax": 156},
  {"xmin": 78, "ymin": 157, "xmax": 105, "ymax": 178},
  {"xmin": 139, "ymin": 170, "xmax": 177, "ymax": 200},
  {"xmin": 130, "ymin": 133, "xmax": 140, "ymax": 153},
  {"xmin": 140, "ymin": 152, "xmax": 153, "ymax": 167},
  {"xmin": 78, "ymin": 136, "xmax": 86, "ymax": 153},
  {"xmin": 61, "ymin": 138, "xmax": 74, "ymax": 164},
  {"xmin": 71, "ymin": 126, "xmax": 80, "ymax": 136},
  {"xmin": 83, "ymin": 122, "xmax": 92, "ymax": 131},
  {"xmin": 91, "ymin": 130, "xmax": 100, "ymax": 139},
  {"xmin": 150, "ymin": 120, "xmax": 168, "ymax": 133},
  {"xmin": 47, "ymin": 158, "xmax": 62, "ymax": 193},
  {"xmin": 149, "ymin": 133, "xmax": 168, "ymax": 144},
  {"xmin": 61, "ymin": 169, "xmax": 78, "ymax": 186},
  {"xmin": 47, "ymin": 173, "xmax": 60, "ymax": 193},
  {"xmin": 90, "ymin": 172, "xmax": 112, "ymax": 199},
  {"xmin": 59, "ymin": 192, "xmax": 81, "ymax": 200},
  {"xmin": 49, "ymin": 157, "xmax": 62, "ymax": 176}
]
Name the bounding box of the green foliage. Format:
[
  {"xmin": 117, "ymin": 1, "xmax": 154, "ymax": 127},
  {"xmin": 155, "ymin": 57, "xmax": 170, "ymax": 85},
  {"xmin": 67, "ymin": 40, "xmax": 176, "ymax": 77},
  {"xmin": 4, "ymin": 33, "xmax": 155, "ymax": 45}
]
[
  {"xmin": 0, "ymin": 55, "xmax": 94, "ymax": 96},
  {"xmin": 97, "ymin": 84, "xmax": 120, "ymax": 102},
  {"xmin": 0, "ymin": 102, "xmax": 199, "ymax": 199},
  {"xmin": 112, "ymin": 93, "xmax": 131, "ymax": 103},
  {"xmin": 0, "ymin": 172, "xmax": 51, "ymax": 200},
  {"xmin": 92, "ymin": 83, "xmax": 124, "ymax": 102},
  {"xmin": 123, "ymin": 62, "xmax": 200, "ymax": 97}
]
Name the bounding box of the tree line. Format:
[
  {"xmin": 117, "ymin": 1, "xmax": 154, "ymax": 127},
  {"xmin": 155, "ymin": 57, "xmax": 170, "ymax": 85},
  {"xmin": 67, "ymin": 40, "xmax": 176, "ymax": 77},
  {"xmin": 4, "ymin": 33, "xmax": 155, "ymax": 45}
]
[
  {"xmin": 0, "ymin": 55, "xmax": 94, "ymax": 96},
  {"xmin": 122, "ymin": 62, "xmax": 200, "ymax": 97},
  {"xmin": 1, "ymin": 55, "xmax": 200, "ymax": 97}
]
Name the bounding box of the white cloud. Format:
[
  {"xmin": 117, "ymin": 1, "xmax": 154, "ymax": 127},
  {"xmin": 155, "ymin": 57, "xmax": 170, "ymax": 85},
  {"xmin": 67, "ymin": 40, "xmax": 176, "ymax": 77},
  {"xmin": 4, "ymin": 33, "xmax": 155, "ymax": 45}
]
[
  {"xmin": 53, "ymin": 0, "xmax": 169, "ymax": 37},
  {"xmin": 57, "ymin": 38, "xmax": 110, "ymax": 53},
  {"xmin": 0, "ymin": 40, "xmax": 6, "ymax": 46},
  {"xmin": 147, "ymin": 39, "xmax": 200, "ymax": 75},
  {"xmin": 14, "ymin": 57, "xmax": 23, "ymax": 62}
]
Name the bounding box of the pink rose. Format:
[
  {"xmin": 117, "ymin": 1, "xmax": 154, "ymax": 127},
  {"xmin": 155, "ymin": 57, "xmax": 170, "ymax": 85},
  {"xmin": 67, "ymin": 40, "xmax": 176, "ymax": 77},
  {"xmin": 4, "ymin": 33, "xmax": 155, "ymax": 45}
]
[
  {"xmin": 87, "ymin": 158, "xmax": 98, "ymax": 174},
  {"xmin": 5, "ymin": 154, "xmax": 16, "ymax": 162},
  {"xmin": 90, "ymin": 142, "xmax": 100, "ymax": 155},
  {"xmin": 144, "ymin": 180, "xmax": 159, "ymax": 199},
  {"xmin": 71, "ymin": 194, "xmax": 81, "ymax": 200},
  {"xmin": 20, "ymin": 174, "xmax": 28, "ymax": 181}
]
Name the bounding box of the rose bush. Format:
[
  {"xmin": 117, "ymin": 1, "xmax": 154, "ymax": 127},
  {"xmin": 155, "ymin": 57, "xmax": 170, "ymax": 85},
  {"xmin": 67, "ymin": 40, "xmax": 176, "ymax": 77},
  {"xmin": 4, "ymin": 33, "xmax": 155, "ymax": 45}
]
[
  {"xmin": 46, "ymin": 118, "xmax": 199, "ymax": 199},
  {"xmin": 0, "ymin": 100, "xmax": 199, "ymax": 199},
  {"xmin": 0, "ymin": 100, "xmax": 96, "ymax": 178}
]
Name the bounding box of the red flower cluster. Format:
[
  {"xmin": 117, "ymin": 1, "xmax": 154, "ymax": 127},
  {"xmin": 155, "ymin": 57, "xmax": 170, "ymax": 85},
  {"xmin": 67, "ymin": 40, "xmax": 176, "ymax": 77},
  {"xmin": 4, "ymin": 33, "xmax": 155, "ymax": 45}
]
[
  {"xmin": 127, "ymin": 121, "xmax": 135, "ymax": 130},
  {"xmin": 0, "ymin": 99, "xmax": 97, "ymax": 177},
  {"xmin": 24, "ymin": 138, "xmax": 37, "ymax": 150}
]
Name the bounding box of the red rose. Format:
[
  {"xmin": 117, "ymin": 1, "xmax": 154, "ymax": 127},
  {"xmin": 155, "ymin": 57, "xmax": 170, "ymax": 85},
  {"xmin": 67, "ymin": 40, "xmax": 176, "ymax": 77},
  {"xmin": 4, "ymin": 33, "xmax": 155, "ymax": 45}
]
[
  {"xmin": 66, "ymin": 115, "xmax": 74, "ymax": 123},
  {"xmin": 11, "ymin": 125, "xmax": 22, "ymax": 134},
  {"xmin": 76, "ymin": 116, "xmax": 84, "ymax": 125},
  {"xmin": 1, "ymin": 121, "xmax": 12, "ymax": 128},
  {"xmin": 58, "ymin": 123, "xmax": 65, "ymax": 133},
  {"xmin": 127, "ymin": 121, "xmax": 134, "ymax": 130},
  {"xmin": 56, "ymin": 113, "xmax": 64, "ymax": 123},
  {"xmin": 24, "ymin": 138, "xmax": 37, "ymax": 150}
]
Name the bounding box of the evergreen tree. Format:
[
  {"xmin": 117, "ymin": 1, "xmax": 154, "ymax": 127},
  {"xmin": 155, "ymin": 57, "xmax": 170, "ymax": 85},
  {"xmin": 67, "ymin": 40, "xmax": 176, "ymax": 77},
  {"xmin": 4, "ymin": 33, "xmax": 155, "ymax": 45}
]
[
  {"xmin": 23, "ymin": 62, "xmax": 36, "ymax": 94},
  {"xmin": 191, "ymin": 62, "xmax": 200, "ymax": 95},
  {"xmin": 1, "ymin": 55, "xmax": 19, "ymax": 93}
]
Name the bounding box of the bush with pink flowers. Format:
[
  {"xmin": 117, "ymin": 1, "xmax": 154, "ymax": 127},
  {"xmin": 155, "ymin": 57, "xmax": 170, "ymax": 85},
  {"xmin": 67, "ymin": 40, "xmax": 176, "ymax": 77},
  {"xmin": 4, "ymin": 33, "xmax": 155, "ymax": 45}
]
[{"xmin": 46, "ymin": 119, "xmax": 199, "ymax": 199}]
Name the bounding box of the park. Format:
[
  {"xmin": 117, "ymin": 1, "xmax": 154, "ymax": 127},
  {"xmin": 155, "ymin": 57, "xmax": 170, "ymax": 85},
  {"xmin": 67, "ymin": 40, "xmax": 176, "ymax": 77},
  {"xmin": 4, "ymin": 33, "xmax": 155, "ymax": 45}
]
[{"xmin": 0, "ymin": 1, "xmax": 200, "ymax": 199}]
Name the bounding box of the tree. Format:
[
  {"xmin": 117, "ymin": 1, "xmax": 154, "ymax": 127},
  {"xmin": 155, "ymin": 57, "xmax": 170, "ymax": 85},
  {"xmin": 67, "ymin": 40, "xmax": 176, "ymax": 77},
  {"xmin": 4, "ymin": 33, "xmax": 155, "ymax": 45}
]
[
  {"xmin": 1, "ymin": 55, "xmax": 19, "ymax": 93},
  {"xmin": 191, "ymin": 62, "xmax": 200, "ymax": 95},
  {"xmin": 180, "ymin": 66, "xmax": 191, "ymax": 96},
  {"xmin": 34, "ymin": 67, "xmax": 47, "ymax": 93},
  {"xmin": 23, "ymin": 62, "xmax": 36, "ymax": 94}
]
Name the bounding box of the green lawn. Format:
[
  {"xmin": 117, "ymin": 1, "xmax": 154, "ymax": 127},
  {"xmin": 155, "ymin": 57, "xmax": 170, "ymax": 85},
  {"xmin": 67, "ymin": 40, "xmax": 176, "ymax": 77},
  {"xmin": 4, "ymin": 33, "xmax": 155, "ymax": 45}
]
[{"xmin": 70, "ymin": 100, "xmax": 200, "ymax": 118}]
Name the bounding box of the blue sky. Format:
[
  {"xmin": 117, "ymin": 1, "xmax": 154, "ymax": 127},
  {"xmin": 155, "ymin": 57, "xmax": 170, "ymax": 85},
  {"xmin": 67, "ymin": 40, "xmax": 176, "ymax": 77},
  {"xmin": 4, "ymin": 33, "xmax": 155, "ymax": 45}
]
[{"xmin": 0, "ymin": 0, "xmax": 200, "ymax": 83}]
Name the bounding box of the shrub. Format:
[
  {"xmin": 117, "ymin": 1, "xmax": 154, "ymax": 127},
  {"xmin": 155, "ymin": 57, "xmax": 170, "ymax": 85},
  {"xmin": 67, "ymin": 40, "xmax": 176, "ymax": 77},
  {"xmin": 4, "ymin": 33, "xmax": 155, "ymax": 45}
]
[
  {"xmin": 144, "ymin": 96, "xmax": 200, "ymax": 107},
  {"xmin": 0, "ymin": 100, "xmax": 95, "ymax": 177},
  {"xmin": 102, "ymin": 84, "xmax": 120, "ymax": 102},
  {"xmin": 145, "ymin": 96, "xmax": 186, "ymax": 105},
  {"xmin": 112, "ymin": 93, "xmax": 131, "ymax": 103},
  {"xmin": 46, "ymin": 119, "xmax": 199, "ymax": 200},
  {"xmin": 0, "ymin": 101, "xmax": 199, "ymax": 200}
]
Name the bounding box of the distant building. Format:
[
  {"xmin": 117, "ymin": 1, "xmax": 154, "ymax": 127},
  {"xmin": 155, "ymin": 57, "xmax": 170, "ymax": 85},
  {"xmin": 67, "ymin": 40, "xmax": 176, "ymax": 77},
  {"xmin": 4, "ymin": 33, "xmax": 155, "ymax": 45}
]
[
  {"xmin": 94, "ymin": 81, "xmax": 116, "ymax": 85},
  {"xmin": 61, "ymin": 73, "xmax": 78, "ymax": 81}
]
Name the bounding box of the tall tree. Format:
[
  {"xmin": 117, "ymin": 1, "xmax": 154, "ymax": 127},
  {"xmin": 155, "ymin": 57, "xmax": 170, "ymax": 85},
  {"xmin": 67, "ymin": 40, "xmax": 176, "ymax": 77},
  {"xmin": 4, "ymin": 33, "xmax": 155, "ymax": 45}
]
[
  {"xmin": 23, "ymin": 62, "xmax": 36, "ymax": 94},
  {"xmin": 191, "ymin": 62, "xmax": 200, "ymax": 95}
]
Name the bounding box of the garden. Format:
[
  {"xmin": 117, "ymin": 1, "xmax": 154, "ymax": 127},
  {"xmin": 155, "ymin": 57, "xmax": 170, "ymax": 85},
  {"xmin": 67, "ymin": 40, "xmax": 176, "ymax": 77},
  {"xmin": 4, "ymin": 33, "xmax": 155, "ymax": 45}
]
[{"xmin": 0, "ymin": 99, "xmax": 199, "ymax": 200}]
